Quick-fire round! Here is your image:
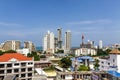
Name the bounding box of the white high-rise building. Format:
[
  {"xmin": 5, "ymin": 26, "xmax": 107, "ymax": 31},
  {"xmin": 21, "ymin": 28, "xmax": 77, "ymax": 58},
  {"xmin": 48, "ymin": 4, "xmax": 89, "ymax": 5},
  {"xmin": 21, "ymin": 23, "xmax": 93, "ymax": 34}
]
[
  {"xmin": 43, "ymin": 31, "xmax": 54, "ymax": 53},
  {"xmin": 99, "ymin": 40, "xmax": 103, "ymax": 49},
  {"xmin": 65, "ymin": 30, "xmax": 71, "ymax": 53}
]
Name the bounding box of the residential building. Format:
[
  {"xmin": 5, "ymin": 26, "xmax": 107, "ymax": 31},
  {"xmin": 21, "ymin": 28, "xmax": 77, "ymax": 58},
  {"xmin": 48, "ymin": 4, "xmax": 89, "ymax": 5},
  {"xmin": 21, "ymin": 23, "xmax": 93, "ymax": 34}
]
[
  {"xmin": 71, "ymin": 56, "xmax": 95, "ymax": 71},
  {"xmin": 2, "ymin": 40, "xmax": 20, "ymax": 51},
  {"xmin": 16, "ymin": 48, "xmax": 31, "ymax": 56},
  {"xmin": 56, "ymin": 71, "xmax": 108, "ymax": 80},
  {"xmin": 99, "ymin": 49, "xmax": 120, "ymax": 71},
  {"xmin": 99, "ymin": 40, "xmax": 103, "ymax": 49},
  {"xmin": 75, "ymin": 48, "xmax": 97, "ymax": 56},
  {"xmin": 24, "ymin": 41, "xmax": 36, "ymax": 52},
  {"xmin": 64, "ymin": 30, "xmax": 71, "ymax": 53},
  {"xmin": 43, "ymin": 31, "xmax": 54, "ymax": 53},
  {"xmin": 57, "ymin": 28, "xmax": 62, "ymax": 49},
  {"xmin": 0, "ymin": 53, "xmax": 34, "ymax": 80}
]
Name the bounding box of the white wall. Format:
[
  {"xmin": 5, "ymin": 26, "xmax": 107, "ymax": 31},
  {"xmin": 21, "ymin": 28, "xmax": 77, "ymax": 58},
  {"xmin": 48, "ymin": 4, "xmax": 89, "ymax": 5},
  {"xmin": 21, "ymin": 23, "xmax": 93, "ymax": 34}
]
[{"xmin": 117, "ymin": 55, "xmax": 120, "ymax": 72}]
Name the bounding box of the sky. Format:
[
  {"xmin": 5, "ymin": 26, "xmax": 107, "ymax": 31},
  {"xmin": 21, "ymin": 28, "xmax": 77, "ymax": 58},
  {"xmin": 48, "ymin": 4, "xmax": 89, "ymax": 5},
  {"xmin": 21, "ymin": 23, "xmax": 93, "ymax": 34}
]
[{"xmin": 0, "ymin": 0, "xmax": 120, "ymax": 47}]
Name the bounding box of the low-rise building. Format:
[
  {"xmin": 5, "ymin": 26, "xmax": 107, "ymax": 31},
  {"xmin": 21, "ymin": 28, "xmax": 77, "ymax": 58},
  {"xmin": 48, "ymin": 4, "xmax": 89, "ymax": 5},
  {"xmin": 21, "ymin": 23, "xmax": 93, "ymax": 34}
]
[
  {"xmin": 56, "ymin": 71, "xmax": 108, "ymax": 80},
  {"xmin": 75, "ymin": 48, "xmax": 97, "ymax": 56},
  {"xmin": 0, "ymin": 53, "xmax": 34, "ymax": 80},
  {"xmin": 99, "ymin": 49, "xmax": 120, "ymax": 79},
  {"xmin": 16, "ymin": 48, "xmax": 31, "ymax": 56},
  {"xmin": 71, "ymin": 56, "xmax": 95, "ymax": 70}
]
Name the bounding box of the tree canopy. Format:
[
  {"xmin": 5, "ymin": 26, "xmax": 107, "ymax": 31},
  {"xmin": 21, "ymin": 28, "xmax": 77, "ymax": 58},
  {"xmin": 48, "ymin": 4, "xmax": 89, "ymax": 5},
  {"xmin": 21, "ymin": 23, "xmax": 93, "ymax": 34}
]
[
  {"xmin": 78, "ymin": 65, "xmax": 90, "ymax": 71},
  {"xmin": 59, "ymin": 57, "xmax": 72, "ymax": 68},
  {"xmin": 27, "ymin": 51, "xmax": 40, "ymax": 61}
]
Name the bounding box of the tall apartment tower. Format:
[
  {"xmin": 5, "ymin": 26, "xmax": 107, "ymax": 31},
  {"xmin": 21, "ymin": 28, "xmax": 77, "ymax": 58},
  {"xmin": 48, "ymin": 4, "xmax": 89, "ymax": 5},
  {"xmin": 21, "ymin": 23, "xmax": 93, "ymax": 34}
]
[
  {"xmin": 2, "ymin": 40, "xmax": 20, "ymax": 51},
  {"xmin": 24, "ymin": 41, "xmax": 36, "ymax": 52},
  {"xmin": 57, "ymin": 28, "xmax": 62, "ymax": 49},
  {"xmin": 99, "ymin": 40, "xmax": 103, "ymax": 49},
  {"xmin": 65, "ymin": 30, "xmax": 71, "ymax": 53},
  {"xmin": 43, "ymin": 31, "xmax": 54, "ymax": 53}
]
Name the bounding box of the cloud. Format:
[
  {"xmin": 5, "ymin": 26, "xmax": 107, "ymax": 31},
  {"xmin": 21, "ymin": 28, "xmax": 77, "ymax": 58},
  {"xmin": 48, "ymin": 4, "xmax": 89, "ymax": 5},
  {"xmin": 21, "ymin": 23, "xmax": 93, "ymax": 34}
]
[
  {"xmin": 66, "ymin": 19, "xmax": 112, "ymax": 25},
  {"xmin": 0, "ymin": 22, "xmax": 21, "ymax": 26}
]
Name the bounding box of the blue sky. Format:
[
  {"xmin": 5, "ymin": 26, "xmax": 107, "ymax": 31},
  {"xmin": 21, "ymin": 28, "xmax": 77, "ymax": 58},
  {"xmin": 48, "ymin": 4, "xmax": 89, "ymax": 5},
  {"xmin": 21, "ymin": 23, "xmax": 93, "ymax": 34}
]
[{"xmin": 0, "ymin": 0, "xmax": 120, "ymax": 47}]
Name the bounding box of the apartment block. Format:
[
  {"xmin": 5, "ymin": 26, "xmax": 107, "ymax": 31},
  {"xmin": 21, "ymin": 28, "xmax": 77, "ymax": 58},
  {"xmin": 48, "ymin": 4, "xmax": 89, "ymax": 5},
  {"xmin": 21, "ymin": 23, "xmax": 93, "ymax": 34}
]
[
  {"xmin": 0, "ymin": 53, "xmax": 34, "ymax": 80},
  {"xmin": 2, "ymin": 40, "xmax": 20, "ymax": 51}
]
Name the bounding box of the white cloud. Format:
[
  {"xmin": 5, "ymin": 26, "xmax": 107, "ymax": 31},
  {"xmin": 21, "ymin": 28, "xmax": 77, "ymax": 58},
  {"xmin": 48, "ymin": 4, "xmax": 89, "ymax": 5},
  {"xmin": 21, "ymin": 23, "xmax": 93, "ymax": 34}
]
[
  {"xmin": 66, "ymin": 19, "xmax": 112, "ymax": 25},
  {"xmin": 0, "ymin": 22, "xmax": 21, "ymax": 26}
]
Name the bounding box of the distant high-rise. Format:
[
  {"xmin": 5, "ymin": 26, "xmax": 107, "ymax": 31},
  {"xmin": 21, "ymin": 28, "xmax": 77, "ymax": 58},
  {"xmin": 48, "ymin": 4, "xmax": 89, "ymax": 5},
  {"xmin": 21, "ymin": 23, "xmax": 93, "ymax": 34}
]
[
  {"xmin": 24, "ymin": 41, "xmax": 36, "ymax": 51},
  {"xmin": 99, "ymin": 40, "xmax": 103, "ymax": 49},
  {"xmin": 65, "ymin": 30, "xmax": 71, "ymax": 53},
  {"xmin": 43, "ymin": 31, "xmax": 54, "ymax": 53},
  {"xmin": 2, "ymin": 40, "xmax": 20, "ymax": 51},
  {"xmin": 57, "ymin": 28, "xmax": 62, "ymax": 49}
]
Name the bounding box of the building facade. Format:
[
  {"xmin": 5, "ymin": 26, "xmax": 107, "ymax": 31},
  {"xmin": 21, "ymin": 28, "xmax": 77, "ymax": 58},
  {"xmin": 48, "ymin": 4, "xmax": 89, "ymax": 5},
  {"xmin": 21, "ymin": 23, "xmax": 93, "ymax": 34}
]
[
  {"xmin": 43, "ymin": 31, "xmax": 55, "ymax": 53},
  {"xmin": 64, "ymin": 30, "xmax": 71, "ymax": 53},
  {"xmin": 2, "ymin": 40, "xmax": 20, "ymax": 51},
  {"xmin": 99, "ymin": 40, "xmax": 103, "ymax": 49},
  {"xmin": 57, "ymin": 28, "xmax": 62, "ymax": 49},
  {"xmin": 75, "ymin": 48, "xmax": 97, "ymax": 56},
  {"xmin": 99, "ymin": 49, "xmax": 120, "ymax": 71},
  {"xmin": 24, "ymin": 41, "xmax": 36, "ymax": 52},
  {"xmin": 0, "ymin": 53, "xmax": 34, "ymax": 80}
]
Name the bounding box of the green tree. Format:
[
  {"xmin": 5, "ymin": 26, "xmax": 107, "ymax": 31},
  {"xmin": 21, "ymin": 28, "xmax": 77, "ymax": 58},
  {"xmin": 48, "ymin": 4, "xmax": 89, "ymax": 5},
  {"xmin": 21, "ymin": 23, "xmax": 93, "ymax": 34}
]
[
  {"xmin": 60, "ymin": 57, "xmax": 72, "ymax": 68},
  {"xmin": 94, "ymin": 59, "xmax": 99, "ymax": 70},
  {"xmin": 27, "ymin": 53, "xmax": 32, "ymax": 57},
  {"xmin": 40, "ymin": 55, "xmax": 46, "ymax": 58},
  {"xmin": 0, "ymin": 50, "xmax": 3, "ymax": 55},
  {"xmin": 78, "ymin": 65, "xmax": 90, "ymax": 71},
  {"xmin": 27, "ymin": 51, "xmax": 40, "ymax": 61},
  {"xmin": 4, "ymin": 50, "xmax": 16, "ymax": 53},
  {"xmin": 34, "ymin": 55, "xmax": 40, "ymax": 61}
]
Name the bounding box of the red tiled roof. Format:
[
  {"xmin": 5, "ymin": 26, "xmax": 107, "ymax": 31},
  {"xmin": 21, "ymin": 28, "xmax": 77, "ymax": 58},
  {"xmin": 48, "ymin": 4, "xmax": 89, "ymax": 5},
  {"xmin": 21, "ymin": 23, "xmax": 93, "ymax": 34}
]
[
  {"xmin": 0, "ymin": 53, "xmax": 32, "ymax": 62},
  {"xmin": 109, "ymin": 49, "xmax": 120, "ymax": 54}
]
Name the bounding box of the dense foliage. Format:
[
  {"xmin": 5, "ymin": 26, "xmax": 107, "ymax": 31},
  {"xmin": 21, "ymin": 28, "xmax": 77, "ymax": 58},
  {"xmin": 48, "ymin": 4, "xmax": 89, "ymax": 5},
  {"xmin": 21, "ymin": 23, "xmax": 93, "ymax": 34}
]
[
  {"xmin": 59, "ymin": 57, "xmax": 72, "ymax": 68},
  {"xmin": 0, "ymin": 50, "xmax": 17, "ymax": 55},
  {"xmin": 27, "ymin": 51, "xmax": 40, "ymax": 61},
  {"xmin": 94, "ymin": 59, "xmax": 99, "ymax": 70},
  {"xmin": 78, "ymin": 65, "xmax": 90, "ymax": 71}
]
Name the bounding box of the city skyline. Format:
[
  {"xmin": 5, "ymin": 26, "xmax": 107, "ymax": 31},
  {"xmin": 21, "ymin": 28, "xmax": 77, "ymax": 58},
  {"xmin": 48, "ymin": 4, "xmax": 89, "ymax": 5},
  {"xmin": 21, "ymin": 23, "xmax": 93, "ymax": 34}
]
[{"xmin": 0, "ymin": 0, "xmax": 120, "ymax": 46}]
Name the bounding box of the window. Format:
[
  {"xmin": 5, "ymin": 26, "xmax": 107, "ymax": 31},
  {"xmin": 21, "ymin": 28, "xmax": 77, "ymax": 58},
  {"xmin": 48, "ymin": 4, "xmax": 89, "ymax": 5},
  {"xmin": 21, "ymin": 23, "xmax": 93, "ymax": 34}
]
[
  {"xmin": 7, "ymin": 69, "xmax": 12, "ymax": 73},
  {"xmin": 21, "ymin": 68, "xmax": 26, "ymax": 72},
  {"xmin": 14, "ymin": 63, "xmax": 19, "ymax": 66},
  {"xmin": 7, "ymin": 64, "xmax": 12, "ymax": 67},
  {"xmin": 14, "ymin": 69, "xmax": 19, "ymax": 73},
  {"xmin": 0, "ymin": 70, "xmax": 4, "ymax": 74},
  {"xmin": 21, "ymin": 63, "xmax": 26, "ymax": 66},
  {"xmin": 108, "ymin": 63, "xmax": 110, "ymax": 65},
  {"xmin": 113, "ymin": 59, "xmax": 115, "ymax": 62},
  {"xmin": 0, "ymin": 64, "xmax": 4, "ymax": 68},
  {"xmin": 28, "ymin": 68, "xmax": 32, "ymax": 71},
  {"xmin": 28, "ymin": 62, "xmax": 33, "ymax": 65},
  {"xmin": 21, "ymin": 74, "xmax": 25, "ymax": 77},
  {"xmin": 28, "ymin": 73, "xmax": 32, "ymax": 77}
]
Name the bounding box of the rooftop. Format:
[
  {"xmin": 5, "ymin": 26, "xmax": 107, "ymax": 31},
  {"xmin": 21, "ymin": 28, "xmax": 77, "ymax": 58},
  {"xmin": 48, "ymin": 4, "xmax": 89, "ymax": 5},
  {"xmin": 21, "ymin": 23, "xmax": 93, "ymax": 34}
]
[
  {"xmin": 107, "ymin": 71, "xmax": 120, "ymax": 78},
  {"xmin": 109, "ymin": 49, "xmax": 120, "ymax": 54},
  {"xmin": 71, "ymin": 56, "xmax": 94, "ymax": 62},
  {"xmin": 0, "ymin": 53, "xmax": 32, "ymax": 62}
]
